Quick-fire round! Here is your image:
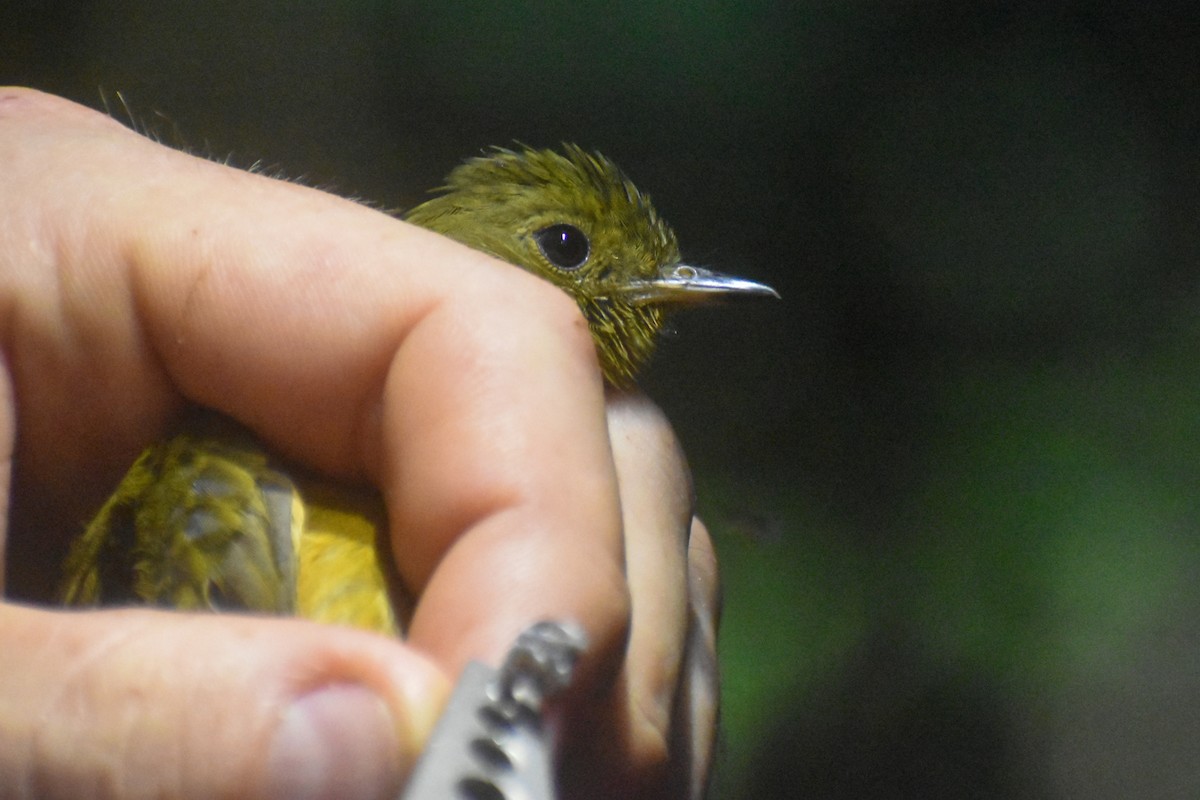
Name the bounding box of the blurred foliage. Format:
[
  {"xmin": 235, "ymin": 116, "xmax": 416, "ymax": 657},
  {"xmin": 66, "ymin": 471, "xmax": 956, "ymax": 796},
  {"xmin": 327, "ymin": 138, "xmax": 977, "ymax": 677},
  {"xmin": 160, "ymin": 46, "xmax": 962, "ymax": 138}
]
[{"xmin": 5, "ymin": 0, "xmax": 1200, "ymax": 796}]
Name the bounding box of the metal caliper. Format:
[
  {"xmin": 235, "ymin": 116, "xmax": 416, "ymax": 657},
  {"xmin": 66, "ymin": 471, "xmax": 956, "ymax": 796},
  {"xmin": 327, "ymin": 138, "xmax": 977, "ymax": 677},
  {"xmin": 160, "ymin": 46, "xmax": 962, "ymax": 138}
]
[{"xmin": 400, "ymin": 620, "xmax": 588, "ymax": 800}]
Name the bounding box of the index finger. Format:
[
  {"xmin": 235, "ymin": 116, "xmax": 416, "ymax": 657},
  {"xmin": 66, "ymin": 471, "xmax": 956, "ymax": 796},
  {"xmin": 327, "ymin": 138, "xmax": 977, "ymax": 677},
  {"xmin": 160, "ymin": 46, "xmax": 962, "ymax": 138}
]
[{"xmin": 2, "ymin": 89, "xmax": 627, "ymax": 674}]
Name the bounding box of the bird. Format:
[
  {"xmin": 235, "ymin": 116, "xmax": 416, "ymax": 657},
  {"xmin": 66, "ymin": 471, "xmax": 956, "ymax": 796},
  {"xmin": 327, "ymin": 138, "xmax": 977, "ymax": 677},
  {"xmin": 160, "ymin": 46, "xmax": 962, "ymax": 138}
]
[{"xmin": 59, "ymin": 145, "xmax": 777, "ymax": 634}]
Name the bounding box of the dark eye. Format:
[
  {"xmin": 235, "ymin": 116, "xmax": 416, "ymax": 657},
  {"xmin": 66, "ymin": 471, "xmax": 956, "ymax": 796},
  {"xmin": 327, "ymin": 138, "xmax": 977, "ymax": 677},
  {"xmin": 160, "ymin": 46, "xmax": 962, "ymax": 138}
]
[{"xmin": 534, "ymin": 224, "xmax": 590, "ymax": 270}]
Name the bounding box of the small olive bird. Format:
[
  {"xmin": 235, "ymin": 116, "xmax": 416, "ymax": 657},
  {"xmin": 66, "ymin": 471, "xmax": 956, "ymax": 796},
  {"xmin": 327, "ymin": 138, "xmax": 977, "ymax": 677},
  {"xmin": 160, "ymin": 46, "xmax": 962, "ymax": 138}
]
[{"xmin": 60, "ymin": 145, "xmax": 777, "ymax": 633}]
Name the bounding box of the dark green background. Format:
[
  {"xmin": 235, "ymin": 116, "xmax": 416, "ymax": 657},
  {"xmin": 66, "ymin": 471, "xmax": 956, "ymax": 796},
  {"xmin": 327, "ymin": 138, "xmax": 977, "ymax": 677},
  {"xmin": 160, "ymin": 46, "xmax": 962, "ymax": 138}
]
[{"xmin": 6, "ymin": 2, "xmax": 1200, "ymax": 796}]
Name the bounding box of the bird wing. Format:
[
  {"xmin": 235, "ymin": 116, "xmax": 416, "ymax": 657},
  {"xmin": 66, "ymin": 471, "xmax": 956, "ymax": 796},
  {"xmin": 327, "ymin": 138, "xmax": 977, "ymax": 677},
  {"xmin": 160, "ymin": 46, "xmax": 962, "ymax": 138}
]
[{"xmin": 61, "ymin": 419, "xmax": 300, "ymax": 615}]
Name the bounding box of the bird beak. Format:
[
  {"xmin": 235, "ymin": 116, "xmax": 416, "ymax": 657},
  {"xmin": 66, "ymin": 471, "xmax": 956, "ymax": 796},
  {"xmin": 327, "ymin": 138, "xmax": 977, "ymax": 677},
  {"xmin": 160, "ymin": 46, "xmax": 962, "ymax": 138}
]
[{"xmin": 619, "ymin": 264, "xmax": 780, "ymax": 306}]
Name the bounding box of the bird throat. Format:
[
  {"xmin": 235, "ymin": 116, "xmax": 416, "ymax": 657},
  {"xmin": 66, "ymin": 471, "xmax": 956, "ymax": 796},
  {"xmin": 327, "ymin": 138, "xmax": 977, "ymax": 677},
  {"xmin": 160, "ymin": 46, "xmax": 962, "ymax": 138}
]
[{"xmin": 579, "ymin": 297, "xmax": 663, "ymax": 387}]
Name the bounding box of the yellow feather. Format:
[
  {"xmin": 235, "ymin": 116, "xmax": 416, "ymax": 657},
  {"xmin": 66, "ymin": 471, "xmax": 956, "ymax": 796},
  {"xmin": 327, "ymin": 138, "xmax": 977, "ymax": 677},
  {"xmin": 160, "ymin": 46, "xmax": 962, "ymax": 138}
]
[{"xmin": 293, "ymin": 480, "xmax": 405, "ymax": 635}]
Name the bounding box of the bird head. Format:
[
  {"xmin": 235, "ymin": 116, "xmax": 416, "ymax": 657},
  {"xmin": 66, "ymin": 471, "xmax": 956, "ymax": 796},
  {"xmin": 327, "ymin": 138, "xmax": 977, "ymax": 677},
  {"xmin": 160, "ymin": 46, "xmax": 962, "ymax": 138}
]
[{"xmin": 406, "ymin": 145, "xmax": 777, "ymax": 386}]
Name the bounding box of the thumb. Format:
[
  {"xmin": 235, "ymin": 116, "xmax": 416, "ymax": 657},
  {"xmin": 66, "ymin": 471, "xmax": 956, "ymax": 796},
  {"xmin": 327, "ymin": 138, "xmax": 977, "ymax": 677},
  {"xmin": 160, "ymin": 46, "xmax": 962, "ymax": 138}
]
[{"xmin": 0, "ymin": 604, "xmax": 449, "ymax": 800}]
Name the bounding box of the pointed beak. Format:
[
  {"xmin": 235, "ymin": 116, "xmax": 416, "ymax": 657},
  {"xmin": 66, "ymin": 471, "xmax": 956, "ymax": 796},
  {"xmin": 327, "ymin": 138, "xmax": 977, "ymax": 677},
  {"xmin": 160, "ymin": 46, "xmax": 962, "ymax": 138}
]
[{"xmin": 618, "ymin": 264, "xmax": 780, "ymax": 306}]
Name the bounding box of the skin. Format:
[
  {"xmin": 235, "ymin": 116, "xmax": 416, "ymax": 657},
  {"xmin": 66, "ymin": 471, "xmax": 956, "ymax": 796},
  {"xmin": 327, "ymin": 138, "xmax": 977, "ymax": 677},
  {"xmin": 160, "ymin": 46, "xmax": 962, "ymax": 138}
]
[{"xmin": 0, "ymin": 88, "xmax": 718, "ymax": 799}]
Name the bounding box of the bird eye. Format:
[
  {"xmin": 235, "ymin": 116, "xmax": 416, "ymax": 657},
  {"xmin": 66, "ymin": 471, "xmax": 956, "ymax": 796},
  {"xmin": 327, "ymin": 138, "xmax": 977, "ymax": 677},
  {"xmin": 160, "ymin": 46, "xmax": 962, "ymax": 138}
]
[{"xmin": 534, "ymin": 224, "xmax": 590, "ymax": 270}]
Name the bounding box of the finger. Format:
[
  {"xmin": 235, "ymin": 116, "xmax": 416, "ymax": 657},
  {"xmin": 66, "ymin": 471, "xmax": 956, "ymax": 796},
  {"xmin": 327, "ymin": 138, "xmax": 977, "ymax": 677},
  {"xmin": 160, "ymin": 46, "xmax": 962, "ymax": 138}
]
[
  {"xmin": 1, "ymin": 89, "xmax": 626, "ymax": 674},
  {"xmin": 609, "ymin": 392, "xmax": 693, "ymax": 764},
  {"xmin": 0, "ymin": 603, "xmax": 449, "ymax": 800},
  {"xmin": 0, "ymin": 356, "xmax": 14, "ymax": 590},
  {"xmin": 673, "ymin": 518, "xmax": 722, "ymax": 799},
  {"xmin": 560, "ymin": 392, "xmax": 695, "ymax": 798},
  {"xmin": 381, "ymin": 265, "xmax": 627, "ymax": 673}
]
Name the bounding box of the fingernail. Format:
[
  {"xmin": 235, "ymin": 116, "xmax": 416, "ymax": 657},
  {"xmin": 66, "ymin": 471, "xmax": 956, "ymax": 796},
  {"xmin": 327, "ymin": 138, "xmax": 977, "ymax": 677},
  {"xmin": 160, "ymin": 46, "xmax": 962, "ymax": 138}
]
[{"xmin": 266, "ymin": 684, "xmax": 401, "ymax": 800}]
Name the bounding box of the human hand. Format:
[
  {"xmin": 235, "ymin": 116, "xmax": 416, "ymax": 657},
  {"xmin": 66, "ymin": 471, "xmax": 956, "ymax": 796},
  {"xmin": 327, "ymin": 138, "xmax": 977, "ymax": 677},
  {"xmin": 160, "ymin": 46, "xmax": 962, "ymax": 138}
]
[{"xmin": 0, "ymin": 88, "xmax": 717, "ymax": 799}]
